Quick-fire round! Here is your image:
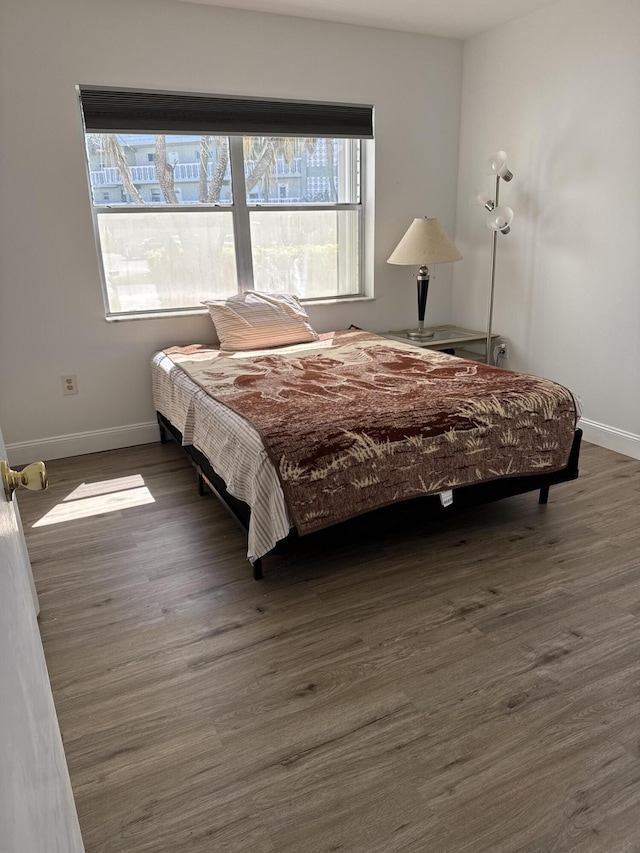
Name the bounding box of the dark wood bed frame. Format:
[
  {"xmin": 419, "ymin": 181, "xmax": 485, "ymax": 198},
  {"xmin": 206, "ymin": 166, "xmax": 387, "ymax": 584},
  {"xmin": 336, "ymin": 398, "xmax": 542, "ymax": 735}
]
[{"xmin": 157, "ymin": 411, "xmax": 583, "ymax": 581}]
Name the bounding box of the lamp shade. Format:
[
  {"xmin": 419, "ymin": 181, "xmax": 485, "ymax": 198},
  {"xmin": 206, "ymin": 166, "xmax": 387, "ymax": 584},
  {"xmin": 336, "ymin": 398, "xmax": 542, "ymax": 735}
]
[
  {"xmin": 488, "ymin": 151, "xmax": 513, "ymax": 181},
  {"xmin": 387, "ymin": 217, "xmax": 463, "ymax": 266},
  {"xmin": 472, "ymin": 191, "xmax": 495, "ymax": 209},
  {"xmin": 486, "ymin": 205, "xmax": 514, "ymax": 234}
]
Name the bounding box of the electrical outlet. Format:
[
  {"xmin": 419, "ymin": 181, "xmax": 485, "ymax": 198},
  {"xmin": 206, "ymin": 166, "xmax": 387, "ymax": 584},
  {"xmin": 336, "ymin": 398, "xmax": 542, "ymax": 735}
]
[
  {"xmin": 497, "ymin": 341, "xmax": 509, "ymax": 360},
  {"xmin": 62, "ymin": 374, "xmax": 78, "ymax": 395}
]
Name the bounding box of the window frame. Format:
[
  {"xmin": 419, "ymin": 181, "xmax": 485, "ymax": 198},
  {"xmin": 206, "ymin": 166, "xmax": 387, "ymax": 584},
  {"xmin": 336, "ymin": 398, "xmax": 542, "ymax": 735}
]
[{"xmin": 85, "ymin": 134, "xmax": 367, "ymax": 319}]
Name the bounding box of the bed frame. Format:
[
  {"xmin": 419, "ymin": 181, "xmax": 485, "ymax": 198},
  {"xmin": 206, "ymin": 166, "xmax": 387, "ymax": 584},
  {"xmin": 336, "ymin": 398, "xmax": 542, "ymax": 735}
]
[{"xmin": 157, "ymin": 412, "xmax": 583, "ymax": 580}]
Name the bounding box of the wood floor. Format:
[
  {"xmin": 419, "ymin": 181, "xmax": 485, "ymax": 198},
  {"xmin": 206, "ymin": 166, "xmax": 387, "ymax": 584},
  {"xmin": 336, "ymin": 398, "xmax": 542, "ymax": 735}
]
[{"xmin": 18, "ymin": 440, "xmax": 640, "ymax": 853}]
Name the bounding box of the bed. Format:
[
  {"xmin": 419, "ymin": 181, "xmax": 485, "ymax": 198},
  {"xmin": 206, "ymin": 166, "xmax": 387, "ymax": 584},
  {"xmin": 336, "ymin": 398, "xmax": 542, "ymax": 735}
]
[{"xmin": 152, "ymin": 328, "xmax": 582, "ymax": 580}]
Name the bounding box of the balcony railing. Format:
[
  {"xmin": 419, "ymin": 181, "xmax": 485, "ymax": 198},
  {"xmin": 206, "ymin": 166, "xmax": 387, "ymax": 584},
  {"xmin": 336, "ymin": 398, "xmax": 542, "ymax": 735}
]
[
  {"xmin": 91, "ymin": 166, "xmax": 121, "ymax": 185},
  {"xmin": 90, "ymin": 158, "xmax": 301, "ymax": 187},
  {"xmin": 244, "ymin": 157, "xmax": 302, "ymax": 177},
  {"xmin": 90, "ymin": 162, "xmax": 220, "ymax": 186}
]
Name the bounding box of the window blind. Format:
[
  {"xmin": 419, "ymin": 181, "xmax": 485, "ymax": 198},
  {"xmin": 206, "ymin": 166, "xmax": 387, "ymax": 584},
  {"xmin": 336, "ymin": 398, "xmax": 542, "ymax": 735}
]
[{"xmin": 78, "ymin": 86, "xmax": 374, "ymax": 139}]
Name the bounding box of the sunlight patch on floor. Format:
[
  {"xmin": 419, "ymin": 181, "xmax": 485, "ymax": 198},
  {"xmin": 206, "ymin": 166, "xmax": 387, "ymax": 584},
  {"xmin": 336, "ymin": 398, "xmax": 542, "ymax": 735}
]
[
  {"xmin": 63, "ymin": 475, "xmax": 146, "ymax": 501},
  {"xmin": 33, "ymin": 476, "xmax": 154, "ymax": 527}
]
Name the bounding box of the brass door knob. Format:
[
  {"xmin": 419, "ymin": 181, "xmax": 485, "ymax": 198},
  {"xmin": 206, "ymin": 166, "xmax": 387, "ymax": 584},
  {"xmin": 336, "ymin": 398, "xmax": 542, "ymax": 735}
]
[{"xmin": 1, "ymin": 460, "xmax": 48, "ymax": 501}]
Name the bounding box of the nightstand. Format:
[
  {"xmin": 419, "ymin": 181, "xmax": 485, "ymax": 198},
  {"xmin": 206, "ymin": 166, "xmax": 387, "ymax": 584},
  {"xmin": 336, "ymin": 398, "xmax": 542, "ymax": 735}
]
[{"xmin": 383, "ymin": 325, "xmax": 500, "ymax": 363}]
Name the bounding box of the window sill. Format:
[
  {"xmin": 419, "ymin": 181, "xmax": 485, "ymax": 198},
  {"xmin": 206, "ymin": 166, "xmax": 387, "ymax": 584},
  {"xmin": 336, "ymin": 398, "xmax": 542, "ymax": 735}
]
[
  {"xmin": 104, "ymin": 295, "xmax": 376, "ymax": 322},
  {"xmin": 105, "ymin": 309, "xmax": 209, "ymax": 322},
  {"xmin": 302, "ymin": 296, "xmax": 376, "ymax": 307}
]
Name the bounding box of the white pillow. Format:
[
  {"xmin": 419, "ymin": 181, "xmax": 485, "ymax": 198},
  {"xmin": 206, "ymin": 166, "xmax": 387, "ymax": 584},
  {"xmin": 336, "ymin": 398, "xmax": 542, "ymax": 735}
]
[{"xmin": 202, "ymin": 290, "xmax": 319, "ymax": 352}]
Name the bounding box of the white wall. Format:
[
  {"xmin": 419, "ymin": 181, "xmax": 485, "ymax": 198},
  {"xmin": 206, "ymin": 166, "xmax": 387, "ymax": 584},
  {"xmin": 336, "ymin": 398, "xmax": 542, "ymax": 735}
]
[
  {"xmin": 0, "ymin": 0, "xmax": 462, "ymax": 461},
  {"xmin": 453, "ymin": 0, "xmax": 640, "ymax": 458}
]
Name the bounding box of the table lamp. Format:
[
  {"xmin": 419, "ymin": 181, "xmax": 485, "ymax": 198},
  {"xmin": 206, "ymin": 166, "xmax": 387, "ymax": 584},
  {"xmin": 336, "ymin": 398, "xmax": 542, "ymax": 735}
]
[{"xmin": 387, "ymin": 217, "xmax": 462, "ymax": 341}]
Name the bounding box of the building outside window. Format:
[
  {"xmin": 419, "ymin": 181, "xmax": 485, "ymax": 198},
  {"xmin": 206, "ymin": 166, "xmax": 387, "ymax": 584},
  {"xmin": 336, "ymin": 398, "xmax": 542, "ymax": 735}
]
[{"xmin": 79, "ymin": 88, "xmax": 373, "ymax": 317}]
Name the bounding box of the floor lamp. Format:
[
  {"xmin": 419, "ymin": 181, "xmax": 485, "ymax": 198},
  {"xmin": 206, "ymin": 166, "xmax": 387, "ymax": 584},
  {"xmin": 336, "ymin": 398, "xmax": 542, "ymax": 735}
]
[{"xmin": 479, "ymin": 151, "xmax": 514, "ymax": 365}]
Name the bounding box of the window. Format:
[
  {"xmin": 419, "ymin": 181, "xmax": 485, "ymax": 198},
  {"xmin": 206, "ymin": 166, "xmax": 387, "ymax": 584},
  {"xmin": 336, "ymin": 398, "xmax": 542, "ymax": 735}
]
[{"xmin": 78, "ymin": 87, "xmax": 373, "ymax": 317}]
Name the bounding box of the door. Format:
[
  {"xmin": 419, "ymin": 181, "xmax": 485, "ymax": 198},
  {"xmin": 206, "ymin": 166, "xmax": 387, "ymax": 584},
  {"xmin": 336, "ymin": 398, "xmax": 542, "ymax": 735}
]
[{"xmin": 0, "ymin": 425, "xmax": 84, "ymax": 852}]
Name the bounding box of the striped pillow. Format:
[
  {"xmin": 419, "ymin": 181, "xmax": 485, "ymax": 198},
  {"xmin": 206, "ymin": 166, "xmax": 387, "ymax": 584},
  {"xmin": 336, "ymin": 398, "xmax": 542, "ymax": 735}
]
[{"xmin": 203, "ymin": 291, "xmax": 319, "ymax": 352}]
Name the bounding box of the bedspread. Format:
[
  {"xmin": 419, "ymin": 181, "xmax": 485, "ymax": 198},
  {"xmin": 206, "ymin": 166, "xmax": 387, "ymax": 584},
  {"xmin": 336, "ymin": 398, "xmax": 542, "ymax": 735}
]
[{"xmin": 162, "ymin": 329, "xmax": 578, "ymax": 535}]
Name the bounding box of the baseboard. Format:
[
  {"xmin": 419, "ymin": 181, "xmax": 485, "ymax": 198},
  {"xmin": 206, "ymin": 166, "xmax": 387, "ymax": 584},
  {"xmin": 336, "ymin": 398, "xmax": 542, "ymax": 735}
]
[
  {"xmin": 6, "ymin": 421, "xmax": 159, "ymax": 466},
  {"xmin": 578, "ymin": 417, "xmax": 640, "ymax": 461}
]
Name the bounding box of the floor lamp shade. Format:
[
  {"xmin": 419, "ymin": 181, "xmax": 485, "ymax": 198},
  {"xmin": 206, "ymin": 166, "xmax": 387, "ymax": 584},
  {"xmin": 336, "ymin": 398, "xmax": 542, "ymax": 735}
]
[{"xmin": 388, "ymin": 217, "xmax": 462, "ymax": 340}]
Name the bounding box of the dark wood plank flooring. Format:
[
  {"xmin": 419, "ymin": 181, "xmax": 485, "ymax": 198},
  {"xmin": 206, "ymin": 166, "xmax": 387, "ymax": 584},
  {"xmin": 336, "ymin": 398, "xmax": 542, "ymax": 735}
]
[{"xmin": 18, "ymin": 440, "xmax": 640, "ymax": 852}]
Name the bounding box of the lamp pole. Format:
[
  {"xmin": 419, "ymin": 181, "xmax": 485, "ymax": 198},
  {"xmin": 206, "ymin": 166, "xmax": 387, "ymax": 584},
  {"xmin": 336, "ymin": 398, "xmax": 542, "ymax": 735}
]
[{"xmin": 486, "ymin": 175, "xmax": 500, "ymax": 366}]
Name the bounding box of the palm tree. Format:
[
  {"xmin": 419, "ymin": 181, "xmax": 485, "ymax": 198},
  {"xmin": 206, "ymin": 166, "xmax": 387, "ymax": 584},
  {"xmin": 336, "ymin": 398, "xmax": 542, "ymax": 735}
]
[
  {"xmin": 244, "ymin": 138, "xmax": 277, "ymax": 197},
  {"xmin": 197, "ymin": 136, "xmax": 230, "ymax": 203},
  {"xmin": 244, "ymin": 137, "xmax": 317, "ymax": 201},
  {"xmin": 102, "ymin": 134, "xmax": 144, "ymax": 204},
  {"xmin": 198, "ymin": 136, "xmax": 210, "ymax": 203},
  {"xmin": 154, "ymin": 136, "xmax": 178, "ymax": 203},
  {"xmin": 208, "ymin": 137, "xmax": 229, "ymax": 202}
]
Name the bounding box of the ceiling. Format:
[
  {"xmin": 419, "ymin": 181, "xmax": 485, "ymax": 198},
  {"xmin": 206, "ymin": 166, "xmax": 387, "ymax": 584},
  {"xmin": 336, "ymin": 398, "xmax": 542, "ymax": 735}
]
[{"xmin": 176, "ymin": 0, "xmax": 559, "ymax": 40}]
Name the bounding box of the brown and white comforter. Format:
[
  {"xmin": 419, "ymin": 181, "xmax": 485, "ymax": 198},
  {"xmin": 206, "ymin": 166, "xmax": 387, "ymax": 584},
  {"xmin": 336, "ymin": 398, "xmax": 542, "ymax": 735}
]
[{"xmin": 161, "ymin": 329, "xmax": 578, "ymax": 536}]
